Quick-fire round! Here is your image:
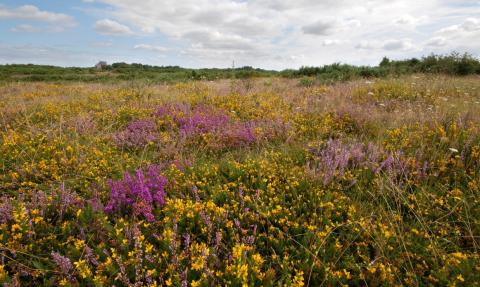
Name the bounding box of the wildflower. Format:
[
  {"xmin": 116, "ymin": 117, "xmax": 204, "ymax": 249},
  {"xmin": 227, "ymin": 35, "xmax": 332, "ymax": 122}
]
[
  {"xmin": 114, "ymin": 119, "xmax": 158, "ymax": 148},
  {"xmin": 74, "ymin": 259, "xmax": 92, "ymax": 279},
  {"xmin": 292, "ymin": 270, "xmax": 305, "ymax": 287},
  {"xmin": 0, "ymin": 265, "xmax": 7, "ymax": 281},
  {"xmin": 51, "ymin": 252, "xmax": 73, "ymax": 274},
  {"xmin": 105, "ymin": 165, "xmax": 168, "ymax": 221}
]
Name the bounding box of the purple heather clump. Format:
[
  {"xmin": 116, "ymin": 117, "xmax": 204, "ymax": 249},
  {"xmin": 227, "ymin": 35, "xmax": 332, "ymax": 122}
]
[
  {"xmin": 310, "ymin": 139, "xmax": 381, "ymax": 184},
  {"xmin": 51, "ymin": 252, "xmax": 73, "ymax": 275},
  {"xmin": 154, "ymin": 103, "xmax": 189, "ymax": 119},
  {"xmin": 155, "ymin": 103, "xmax": 258, "ymax": 148},
  {"xmin": 84, "ymin": 246, "xmax": 99, "ymax": 266},
  {"xmin": 309, "ymin": 139, "xmax": 430, "ymax": 185},
  {"xmin": 178, "ymin": 105, "xmax": 229, "ymax": 136},
  {"xmin": 378, "ymin": 152, "xmax": 429, "ymax": 183},
  {"xmin": 0, "ymin": 196, "xmax": 13, "ymax": 224},
  {"xmin": 114, "ymin": 119, "xmax": 158, "ymax": 148},
  {"xmin": 220, "ymin": 122, "xmax": 256, "ymax": 148},
  {"xmin": 105, "ymin": 165, "xmax": 168, "ymax": 222},
  {"xmin": 155, "ymin": 103, "xmax": 229, "ymax": 136},
  {"xmin": 58, "ymin": 182, "xmax": 83, "ymax": 221}
]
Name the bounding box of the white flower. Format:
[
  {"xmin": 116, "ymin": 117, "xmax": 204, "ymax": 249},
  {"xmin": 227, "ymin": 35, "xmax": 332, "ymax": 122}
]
[{"xmin": 449, "ymin": 148, "xmax": 459, "ymax": 153}]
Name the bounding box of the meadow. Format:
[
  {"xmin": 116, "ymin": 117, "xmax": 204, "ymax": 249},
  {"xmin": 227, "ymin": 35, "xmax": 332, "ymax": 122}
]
[{"xmin": 0, "ymin": 74, "xmax": 479, "ymax": 286}]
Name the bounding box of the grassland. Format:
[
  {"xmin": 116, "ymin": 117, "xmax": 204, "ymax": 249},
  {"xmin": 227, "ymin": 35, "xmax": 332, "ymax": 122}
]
[{"xmin": 0, "ymin": 74, "xmax": 479, "ymax": 286}]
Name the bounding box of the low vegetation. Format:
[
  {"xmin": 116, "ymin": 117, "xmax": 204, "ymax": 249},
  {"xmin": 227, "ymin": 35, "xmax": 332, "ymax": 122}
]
[
  {"xmin": 0, "ymin": 73, "xmax": 479, "ymax": 285},
  {"xmin": 1, "ymin": 52, "xmax": 479, "ymax": 84}
]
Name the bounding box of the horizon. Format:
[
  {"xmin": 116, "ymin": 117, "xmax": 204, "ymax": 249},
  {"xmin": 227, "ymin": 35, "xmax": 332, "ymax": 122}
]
[
  {"xmin": 1, "ymin": 1, "xmax": 479, "ymax": 70},
  {"xmin": 1, "ymin": 52, "xmax": 478, "ymax": 72}
]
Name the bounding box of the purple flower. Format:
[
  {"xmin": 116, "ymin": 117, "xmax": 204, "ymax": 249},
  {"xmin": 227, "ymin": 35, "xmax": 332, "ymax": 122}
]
[
  {"xmin": 155, "ymin": 103, "xmax": 258, "ymax": 149},
  {"xmin": 114, "ymin": 119, "xmax": 158, "ymax": 148},
  {"xmin": 84, "ymin": 246, "xmax": 99, "ymax": 266},
  {"xmin": 219, "ymin": 122, "xmax": 256, "ymax": 148},
  {"xmin": 51, "ymin": 252, "xmax": 73, "ymax": 274},
  {"xmin": 309, "ymin": 139, "xmax": 381, "ymax": 184},
  {"xmin": 0, "ymin": 196, "xmax": 13, "ymax": 224},
  {"xmin": 105, "ymin": 165, "xmax": 168, "ymax": 221}
]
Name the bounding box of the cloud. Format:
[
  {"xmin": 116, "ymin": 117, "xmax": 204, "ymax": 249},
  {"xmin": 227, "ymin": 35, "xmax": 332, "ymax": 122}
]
[
  {"xmin": 184, "ymin": 30, "xmax": 257, "ymax": 51},
  {"xmin": 382, "ymin": 39, "xmax": 413, "ymax": 50},
  {"xmin": 302, "ymin": 20, "xmax": 336, "ymax": 35},
  {"xmin": 0, "ymin": 5, "xmax": 75, "ymax": 26},
  {"xmin": 10, "ymin": 24, "xmax": 40, "ymax": 33},
  {"xmin": 91, "ymin": 41, "xmax": 113, "ymax": 47},
  {"xmin": 356, "ymin": 39, "xmax": 413, "ymax": 51},
  {"xmin": 302, "ymin": 19, "xmax": 360, "ymax": 36},
  {"xmin": 425, "ymin": 36, "xmax": 447, "ymax": 47},
  {"xmin": 0, "ymin": 44, "xmax": 89, "ymax": 66},
  {"xmin": 134, "ymin": 44, "xmax": 168, "ymax": 52},
  {"xmin": 461, "ymin": 18, "xmax": 480, "ymax": 32},
  {"xmin": 321, "ymin": 39, "xmax": 344, "ymax": 46},
  {"xmin": 437, "ymin": 17, "xmax": 480, "ymax": 35},
  {"xmin": 95, "ymin": 19, "xmax": 132, "ymax": 35}
]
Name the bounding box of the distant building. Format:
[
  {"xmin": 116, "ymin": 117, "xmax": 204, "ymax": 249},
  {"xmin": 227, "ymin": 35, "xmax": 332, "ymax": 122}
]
[{"xmin": 95, "ymin": 61, "xmax": 107, "ymax": 69}]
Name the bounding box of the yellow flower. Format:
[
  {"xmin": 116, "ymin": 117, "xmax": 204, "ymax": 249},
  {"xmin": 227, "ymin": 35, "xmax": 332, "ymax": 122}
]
[
  {"xmin": 11, "ymin": 223, "xmax": 22, "ymax": 232},
  {"xmin": 0, "ymin": 265, "xmax": 7, "ymax": 281},
  {"xmin": 191, "ymin": 279, "xmax": 201, "ymax": 287},
  {"xmin": 252, "ymin": 253, "xmax": 264, "ymax": 265},
  {"xmin": 292, "ymin": 270, "xmax": 305, "ymax": 287},
  {"xmin": 191, "ymin": 257, "xmax": 204, "ymax": 271},
  {"xmin": 236, "ymin": 264, "xmax": 248, "ymax": 281},
  {"xmin": 74, "ymin": 259, "xmax": 92, "ymax": 279},
  {"xmin": 74, "ymin": 239, "xmax": 85, "ymax": 250}
]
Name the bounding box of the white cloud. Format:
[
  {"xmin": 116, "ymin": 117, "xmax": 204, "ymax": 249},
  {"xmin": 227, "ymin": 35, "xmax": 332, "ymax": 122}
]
[
  {"xmin": 95, "ymin": 19, "xmax": 132, "ymax": 35},
  {"xmin": 10, "ymin": 24, "xmax": 40, "ymax": 33},
  {"xmin": 437, "ymin": 17, "xmax": 480, "ymax": 35},
  {"xmin": 461, "ymin": 17, "xmax": 480, "ymax": 32},
  {"xmin": 302, "ymin": 20, "xmax": 337, "ymax": 35},
  {"xmin": 356, "ymin": 39, "xmax": 414, "ymax": 51},
  {"xmin": 0, "ymin": 5, "xmax": 75, "ymax": 26},
  {"xmin": 134, "ymin": 44, "xmax": 168, "ymax": 52},
  {"xmin": 88, "ymin": 0, "xmax": 450, "ymax": 68},
  {"xmin": 321, "ymin": 39, "xmax": 344, "ymax": 46},
  {"xmin": 425, "ymin": 36, "xmax": 447, "ymax": 47},
  {"xmin": 382, "ymin": 39, "xmax": 413, "ymax": 50}
]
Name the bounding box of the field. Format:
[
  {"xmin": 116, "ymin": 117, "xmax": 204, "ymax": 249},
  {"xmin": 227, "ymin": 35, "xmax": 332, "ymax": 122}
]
[{"xmin": 1, "ymin": 75, "xmax": 479, "ymax": 286}]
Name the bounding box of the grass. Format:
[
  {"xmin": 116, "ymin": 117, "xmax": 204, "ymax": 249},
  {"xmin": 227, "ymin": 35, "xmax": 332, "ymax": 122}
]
[{"xmin": 0, "ymin": 74, "xmax": 479, "ymax": 286}]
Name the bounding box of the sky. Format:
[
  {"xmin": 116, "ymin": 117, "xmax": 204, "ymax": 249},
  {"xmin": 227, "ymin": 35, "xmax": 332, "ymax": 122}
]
[{"xmin": 0, "ymin": 0, "xmax": 479, "ymax": 69}]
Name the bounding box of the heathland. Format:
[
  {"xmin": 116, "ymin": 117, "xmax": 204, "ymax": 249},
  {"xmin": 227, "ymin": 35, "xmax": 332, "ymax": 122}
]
[{"xmin": 0, "ymin": 55, "xmax": 480, "ymax": 286}]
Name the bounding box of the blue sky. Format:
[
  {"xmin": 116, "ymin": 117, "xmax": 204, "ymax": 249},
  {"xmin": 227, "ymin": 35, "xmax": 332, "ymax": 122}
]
[{"xmin": 1, "ymin": 0, "xmax": 479, "ymax": 69}]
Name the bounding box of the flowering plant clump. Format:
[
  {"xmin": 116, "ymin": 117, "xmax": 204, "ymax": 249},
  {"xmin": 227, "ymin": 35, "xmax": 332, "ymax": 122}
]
[
  {"xmin": 113, "ymin": 119, "xmax": 158, "ymax": 148},
  {"xmin": 307, "ymin": 138, "xmax": 429, "ymax": 185},
  {"xmin": 154, "ymin": 103, "xmax": 258, "ymax": 149},
  {"xmin": 105, "ymin": 165, "xmax": 168, "ymax": 221}
]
